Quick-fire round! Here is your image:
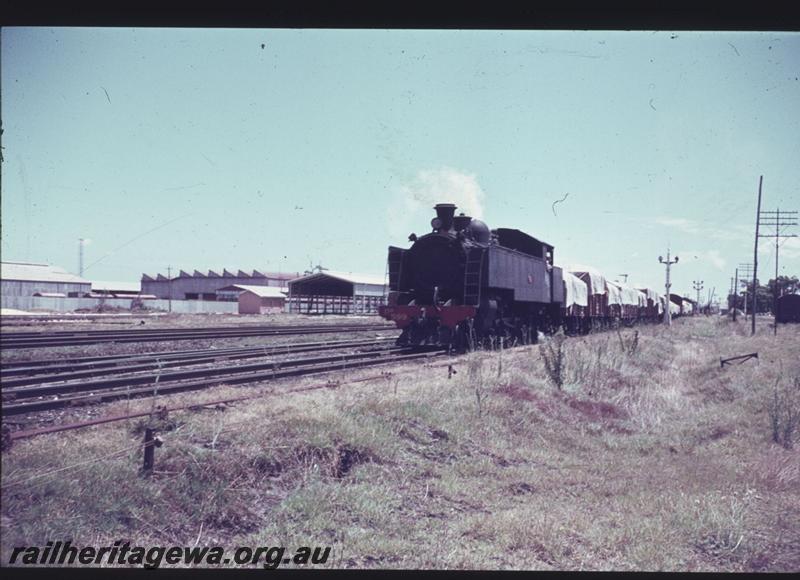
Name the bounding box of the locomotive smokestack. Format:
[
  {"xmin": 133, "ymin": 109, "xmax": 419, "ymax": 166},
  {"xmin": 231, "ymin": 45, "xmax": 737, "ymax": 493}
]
[{"xmin": 434, "ymin": 203, "xmax": 457, "ymax": 232}]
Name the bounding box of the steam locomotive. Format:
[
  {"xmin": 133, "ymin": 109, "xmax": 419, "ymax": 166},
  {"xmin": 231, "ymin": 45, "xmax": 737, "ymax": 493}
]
[{"xmin": 378, "ymin": 203, "xmax": 564, "ymax": 349}]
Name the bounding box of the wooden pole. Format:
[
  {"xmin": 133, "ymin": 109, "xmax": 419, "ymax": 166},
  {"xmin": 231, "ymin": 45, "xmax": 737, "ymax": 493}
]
[
  {"xmin": 774, "ymin": 209, "xmax": 779, "ymax": 336},
  {"xmin": 142, "ymin": 428, "xmax": 155, "ymax": 474},
  {"xmin": 752, "ymin": 176, "xmax": 762, "ymax": 336}
]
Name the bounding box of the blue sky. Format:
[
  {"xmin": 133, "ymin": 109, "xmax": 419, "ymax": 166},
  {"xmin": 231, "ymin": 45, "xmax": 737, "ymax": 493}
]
[{"xmin": 2, "ymin": 28, "xmax": 798, "ymax": 302}]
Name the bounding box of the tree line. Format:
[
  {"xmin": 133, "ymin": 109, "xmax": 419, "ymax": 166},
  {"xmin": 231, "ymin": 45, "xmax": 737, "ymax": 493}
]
[{"xmin": 727, "ymin": 275, "xmax": 799, "ymax": 313}]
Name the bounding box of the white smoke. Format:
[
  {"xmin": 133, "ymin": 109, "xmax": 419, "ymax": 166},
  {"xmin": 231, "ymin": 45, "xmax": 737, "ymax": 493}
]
[{"xmin": 388, "ymin": 167, "xmax": 487, "ymax": 239}]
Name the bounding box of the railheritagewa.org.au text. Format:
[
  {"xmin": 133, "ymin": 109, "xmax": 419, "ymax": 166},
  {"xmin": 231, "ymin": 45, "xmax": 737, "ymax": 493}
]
[{"xmin": 9, "ymin": 540, "xmax": 331, "ymax": 569}]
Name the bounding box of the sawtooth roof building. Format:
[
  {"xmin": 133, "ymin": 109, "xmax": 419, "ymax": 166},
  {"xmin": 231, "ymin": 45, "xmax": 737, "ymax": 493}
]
[{"xmin": 141, "ymin": 269, "xmax": 300, "ymax": 301}]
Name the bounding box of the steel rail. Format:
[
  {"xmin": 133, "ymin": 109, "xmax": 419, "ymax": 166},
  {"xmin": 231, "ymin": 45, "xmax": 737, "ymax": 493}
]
[
  {"xmin": 0, "ymin": 324, "xmax": 394, "ymax": 349},
  {"xmin": 0, "ymin": 337, "xmax": 394, "ymax": 375},
  {"xmin": 2, "ymin": 346, "xmax": 405, "ymax": 402},
  {"xmin": 6, "ymin": 355, "xmax": 450, "ymax": 441},
  {"xmin": 0, "ymin": 325, "xmax": 392, "ymax": 342},
  {"xmin": 0, "ymin": 338, "xmax": 394, "ymax": 387},
  {"xmin": 2, "ymin": 348, "xmax": 445, "ymax": 416},
  {"xmin": 1, "ymin": 322, "xmax": 391, "ymax": 339}
]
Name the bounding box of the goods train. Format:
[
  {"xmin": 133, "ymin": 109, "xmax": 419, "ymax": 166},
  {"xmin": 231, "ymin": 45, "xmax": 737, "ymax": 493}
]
[{"xmin": 378, "ymin": 203, "xmax": 690, "ymax": 349}]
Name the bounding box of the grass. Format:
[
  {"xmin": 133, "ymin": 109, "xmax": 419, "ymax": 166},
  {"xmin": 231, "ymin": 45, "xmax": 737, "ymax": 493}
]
[{"xmin": 1, "ymin": 316, "xmax": 799, "ymax": 571}]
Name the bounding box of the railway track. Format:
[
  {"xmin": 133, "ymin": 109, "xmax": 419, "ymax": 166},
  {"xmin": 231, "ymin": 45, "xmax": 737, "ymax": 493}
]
[
  {"xmin": 0, "ymin": 322, "xmax": 394, "ymax": 349},
  {"xmin": 2, "ymin": 340, "xmax": 443, "ymax": 416},
  {"xmin": 0, "ymin": 337, "xmax": 393, "ymax": 376},
  {"xmin": 0, "ymin": 313, "xmax": 169, "ymax": 326}
]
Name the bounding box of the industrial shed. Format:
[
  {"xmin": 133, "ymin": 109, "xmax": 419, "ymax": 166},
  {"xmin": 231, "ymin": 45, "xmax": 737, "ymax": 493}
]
[
  {"xmin": 141, "ymin": 269, "xmax": 300, "ymax": 300},
  {"xmin": 287, "ymin": 270, "xmax": 387, "ymax": 314},
  {"xmin": 1, "ymin": 261, "xmax": 91, "ymax": 298},
  {"xmin": 216, "ymin": 284, "xmax": 287, "ymax": 314}
]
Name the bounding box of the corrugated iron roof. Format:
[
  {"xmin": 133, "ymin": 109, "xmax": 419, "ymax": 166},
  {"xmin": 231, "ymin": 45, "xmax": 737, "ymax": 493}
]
[
  {"xmin": 1, "ymin": 262, "xmax": 91, "ymax": 285},
  {"xmin": 288, "ymin": 270, "xmax": 387, "ymax": 287},
  {"xmin": 142, "ymin": 269, "xmax": 301, "ymax": 281},
  {"xmin": 216, "ymin": 284, "xmax": 287, "ymax": 298}
]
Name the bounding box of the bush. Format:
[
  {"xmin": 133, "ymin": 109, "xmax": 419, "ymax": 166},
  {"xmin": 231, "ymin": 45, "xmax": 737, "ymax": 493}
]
[
  {"xmin": 616, "ymin": 329, "xmax": 639, "ymax": 355},
  {"xmin": 766, "ymin": 377, "xmax": 800, "ymax": 449},
  {"xmin": 465, "ymin": 355, "xmax": 485, "ymax": 416},
  {"xmin": 540, "ymin": 334, "xmax": 566, "ymax": 390}
]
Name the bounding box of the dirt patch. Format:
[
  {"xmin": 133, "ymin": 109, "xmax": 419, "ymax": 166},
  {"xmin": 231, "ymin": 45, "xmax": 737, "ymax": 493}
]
[
  {"xmin": 253, "ymin": 456, "xmax": 284, "ymax": 477},
  {"xmin": 333, "ymin": 446, "xmax": 371, "ymax": 478},
  {"xmin": 693, "ymin": 426, "xmax": 733, "ymax": 446},
  {"xmin": 566, "ymin": 397, "xmax": 629, "ymax": 421},
  {"xmin": 397, "ymin": 419, "xmax": 450, "ymax": 445},
  {"xmin": 497, "ymin": 383, "xmax": 538, "ymax": 402},
  {"xmin": 429, "ymin": 428, "xmax": 449, "ymax": 441},
  {"xmin": 605, "ymin": 423, "xmax": 634, "ymax": 435},
  {"xmin": 692, "ymin": 375, "xmax": 737, "ymax": 403},
  {"xmin": 406, "ymin": 446, "xmax": 459, "ymax": 464},
  {"xmin": 509, "ymin": 482, "xmax": 536, "ymax": 495},
  {"xmin": 497, "ymin": 384, "xmax": 558, "ymax": 415},
  {"xmin": 709, "ymin": 427, "xmax": 732, "ymax": 441},
  {"xmin": 598, "ymin": 367, "xmax": 631, "ymax": 390}
]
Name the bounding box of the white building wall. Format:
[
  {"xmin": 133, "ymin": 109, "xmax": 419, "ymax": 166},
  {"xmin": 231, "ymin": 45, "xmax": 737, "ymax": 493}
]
[{"xmin": 1, "ymin": 296, "xmax": 238, "ymax": 314}]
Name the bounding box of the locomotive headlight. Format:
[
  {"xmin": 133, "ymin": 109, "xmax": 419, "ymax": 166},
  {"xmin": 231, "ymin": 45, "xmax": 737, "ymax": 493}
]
[{"xmin": 431, "ymin": 217, "xmax": 443, "ymax": 230}]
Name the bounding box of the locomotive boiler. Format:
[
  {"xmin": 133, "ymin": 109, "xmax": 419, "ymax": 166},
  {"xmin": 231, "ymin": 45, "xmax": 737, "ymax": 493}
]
[{"xmin": 378, "ymin": 203, "xmax": 564, "ymax": 349}]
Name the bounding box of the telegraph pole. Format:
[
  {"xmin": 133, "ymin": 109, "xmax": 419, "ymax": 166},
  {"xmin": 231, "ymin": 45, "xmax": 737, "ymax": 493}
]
[
  {"xmin": 78, "ymin": 238, "xmax": 85, "ymax": 277},
  {"xmin": 757, "ymin": 207, "xmax": 798, "ymax": 335},
  {"xmin": 751, "ymin": 176, "xmax": 762, "ymax": 335},
  {"xmin": 659, "ymin": 250, "xmax": 679, "ymax": 326},
  {"xmin": 732, "ymin": 269, "xmax": 738, "ymax": 321},
  {"xmin": 692, "ymin": 280, "xmax": 703, "ymax": 312},
  {"xmin": 167, "ymin": 265, "xmax": 173, "ymax": 313}
]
